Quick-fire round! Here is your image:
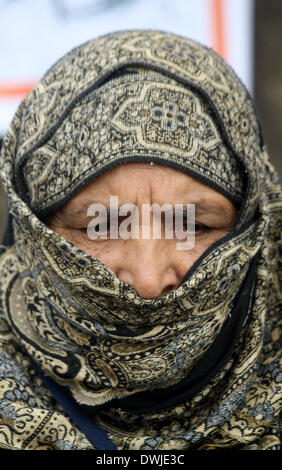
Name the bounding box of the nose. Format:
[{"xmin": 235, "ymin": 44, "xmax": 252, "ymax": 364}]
[{"xmin": 115, "ymin": 239, "xmax": 181, "ymax": 299}]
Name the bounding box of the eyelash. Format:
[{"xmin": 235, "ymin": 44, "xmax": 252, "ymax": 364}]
[
  {"xmin": 79, "ymin": 222, "xmax": 211, "ymax": 237},
  {"xmin": 194, "ymin": 223, "xmax": 211, "ymax": 234}
]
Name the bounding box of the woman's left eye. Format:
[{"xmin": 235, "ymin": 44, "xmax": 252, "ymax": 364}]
[
  {"xmin": 179, "ymin": 218, "xmax": 211, "ymax": 234},
  {"xmin": 194, "ymin": 223, "xmax": 211, "ymax": 234}
]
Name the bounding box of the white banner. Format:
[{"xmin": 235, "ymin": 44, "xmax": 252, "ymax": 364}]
[{"xmin": 0, "ymin": 0, "xmax": 254, "ymax": 136}]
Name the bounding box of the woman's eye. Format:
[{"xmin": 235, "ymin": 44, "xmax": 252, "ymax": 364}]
[
  {"xmin": 80, "ymin": 222, "xmax": 111, "ymax": 235},
  {"xmin": 78, "ymin": 221, "xmax": 211, "ymax": 238},
  {"xmin": 76, "ymin": 227, "xmax": 90, "ymax": 237},
  {"xmin": 194, "ymin": 223, "xmax": 211, "ymax": 234},
  {"xmin": 175, "ymin": 217, "xmax": 211, "ymax": 235}
]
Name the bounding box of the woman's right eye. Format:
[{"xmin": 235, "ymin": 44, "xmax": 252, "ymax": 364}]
[
  {"xmin": 80, "ymin": 223, "xmax": 109, "ymax": 235},
  {"xmin": 81, "ymin": 220, "xmax": 122, "ymax": 239}
]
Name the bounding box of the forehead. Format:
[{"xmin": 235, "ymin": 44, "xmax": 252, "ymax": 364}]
[
  {"xmin": 72, "ymin": 162, "xmax": 215, "ymax": 197},
  {"xmin": 66, "ymin": 162, "xmax": 235, "ymax": 212}
]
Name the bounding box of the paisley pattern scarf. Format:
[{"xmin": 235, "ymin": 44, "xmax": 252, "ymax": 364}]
[{"xmin": 0, "ymin": 30, "xmax": 281, "ymax": 450}]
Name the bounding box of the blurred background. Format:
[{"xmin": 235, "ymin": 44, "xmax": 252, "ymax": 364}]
[{"xmin": 0, "ymin": 0, "xmax": 281, "ymax": 241}]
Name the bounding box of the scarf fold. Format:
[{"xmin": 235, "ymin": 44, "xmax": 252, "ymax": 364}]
[{"xmin": 0, "ymin": 30, "xmax": 281, "ymax": 450}]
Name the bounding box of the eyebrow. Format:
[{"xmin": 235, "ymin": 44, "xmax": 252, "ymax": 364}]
[
  {"xmin": 193, "ymin": 202, "xmax": 227, "ymax": 215},
  {"xmin": 60, "ymin": 199, "xmax": 227, "ymax": 219},
  {"xmin": 60, "ymin": 200, "xmax": 103, "ymax": 218}
]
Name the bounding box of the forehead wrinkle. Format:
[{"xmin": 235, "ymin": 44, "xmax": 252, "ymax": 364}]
[
  {"xmin": 136, "ymin": 176, "xmax": 154, "ymax": 207},
  {"xmin": 56, "ymin": 163, "xmax": 235, "ymax": 220},
  {"xmin": 107, "ymin": 167, "xmax": 156, "ymax": 207}
]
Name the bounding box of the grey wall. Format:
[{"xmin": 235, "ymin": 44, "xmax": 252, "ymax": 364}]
[{"xmin": 254, "ymin": 0, "xmax": 282, "ymax": 178}]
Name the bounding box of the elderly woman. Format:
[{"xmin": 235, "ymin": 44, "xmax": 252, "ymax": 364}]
[{"xmin": 0, "ymin": 30, "xmax": 281, "ymax": 451}]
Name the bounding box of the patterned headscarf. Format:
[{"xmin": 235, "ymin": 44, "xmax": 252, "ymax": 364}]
[{"xmin": 0, "ymin": 30, "xmax": 281, "ymax": 450}]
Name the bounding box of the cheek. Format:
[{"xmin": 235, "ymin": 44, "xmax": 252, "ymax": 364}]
[
  {"xmin": 51, "ymin": 226, "xmax": 229, "ymax": 276},
  {"xmin": 176, "ymin": 229, "xmax": 230, "ymax": 269},
  {"xmin": 175, "ymin": 241, "xmax": 209, "ymax": 275},
  {"xmin": 50, "ymin": 225, "xmax": 108, "ymax": 258},
  {"xmin": 62, "ymin": 229, "xmax": 120, "ymax": 267},
  {"xmin": 85, "ymin": 241, "xmax": 117, "ymax": 265}
]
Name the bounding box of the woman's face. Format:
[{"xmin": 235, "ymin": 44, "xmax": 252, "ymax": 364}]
[{"xmin": 49, "ymin": 162, "xmax": 238, "ymax": 299}]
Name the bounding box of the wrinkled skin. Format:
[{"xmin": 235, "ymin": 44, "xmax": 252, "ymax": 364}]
[{"xmin": 49, "ymin": 162, "xmax": 237, "ymax": 299}]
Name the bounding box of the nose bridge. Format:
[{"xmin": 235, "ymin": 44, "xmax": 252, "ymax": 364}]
[
  {"xmin": 132, "ymin": 236, "xmax": 165, "ymax": 274},
  {"xmin": 117, "ymin": 237, "xmax": 179, "ymax": 298}
]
